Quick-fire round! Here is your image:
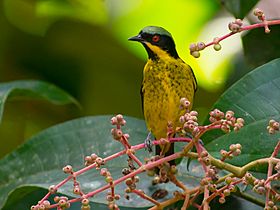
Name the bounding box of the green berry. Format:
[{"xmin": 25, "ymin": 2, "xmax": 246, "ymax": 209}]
[
  {"xmin": 191, "ymin": 51, "xmax": 200, "ymax": 58},
  {"xmin": 214, "ymin": 43, "xmax": 222, "ymax": 51}
]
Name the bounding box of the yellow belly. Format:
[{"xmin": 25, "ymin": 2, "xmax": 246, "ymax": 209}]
[{"xmin": 142, "ymin": 58, "xmax": 196, "ymax": 141}]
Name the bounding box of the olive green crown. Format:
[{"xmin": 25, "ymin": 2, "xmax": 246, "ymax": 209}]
[{"xmin": 141, "ymin": 26, "xmax": 172, "ymax": 38}]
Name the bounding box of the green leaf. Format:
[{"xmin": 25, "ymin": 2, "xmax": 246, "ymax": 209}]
[
  {"xmin": 0, "ymin": 80, "xmax": 80, "ymax": 123},
  {"xmin": 0, "ymin": 116, "xmax": 147, "ymax": 209},
  {"xmin": 0, "ymin": 115, "xmax": 265, "ymax": 209},
  {"xmin": 0, "ymin": 115, "xmax": 205, "ymax": 209},
  {"xmin": 204, "ymin": 58, "xmax": 280, "ymax": 166},
  {"xmin": 220, "ymin": 0, "xmax": 259, "ymax": 18},
  {"xmin": 243, "ymin": 25, "xmax": 280, "ymax": 68}
]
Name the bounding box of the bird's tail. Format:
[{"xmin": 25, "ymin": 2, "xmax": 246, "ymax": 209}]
[{"xmin": 155, "ymin": 142, "xmax": 175, "ymax": 166}]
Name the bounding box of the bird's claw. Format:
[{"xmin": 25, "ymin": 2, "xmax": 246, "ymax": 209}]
[{"xmin": 144, "ymin": 132, "xmax": 153, "ymax": 153}]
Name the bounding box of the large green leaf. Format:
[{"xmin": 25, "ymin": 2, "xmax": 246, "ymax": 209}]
[
  {"xmin": 0, "ymin": 115, "xmax": 259, "ymax": 209},
  {"xmin": 220, "ymin": 0, "xmax": 259, "ymax": 18},
  {"xmin": 0, "ymin": 80, "xmax": 80, "ymax": 123},
  {"xmin": 203, "ymin": 58, "xmax": 280, "ymax": 166},
  {"xmin": 243, "ymin": 26, "xmax": 280, "ymax": 68}
]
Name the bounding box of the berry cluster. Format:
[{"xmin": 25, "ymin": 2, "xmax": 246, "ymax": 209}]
[
  {"xmin": 99, "ymin": 168, "xmax": 121, "ymax": 210},
  {"xmin": 209, "ymin": 109, "xmax": 244, "ymax": 133},
  {"xmin": 84, "ymin": 153, "xmax": 104, "ymax": 168},
  {"xmin": 220, "ymin": 143, "xmax": 242, "ymax": 161},
  {"xmin": 189, "ymin": 42, "xmax": 205, "ymax": 58},
  {"xmin": 267, "ymin": 119, "xmax": 280, "ymax": 134},
  {"xmin": 31, "ymin": 200, "xmax": 51, "ymax": 210},
  {"xmin": 228, "ymin": 19, "xmax": 243, "ymax": 33},
  {"xmin": 254, "ymin": 8, "xmax": 270, "ymax": 33},
  {"xmin": 30, "ymin": 99, "xmax": 280, "ymax": 210},
  {"xmin": 189, "ymin": 8, "xmax": 278, "ymax": 58}
]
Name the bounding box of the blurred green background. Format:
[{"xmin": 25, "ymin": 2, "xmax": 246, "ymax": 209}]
[{"xmin": 1, "ymin": 0, "xmax": 278, "ymax": 158}]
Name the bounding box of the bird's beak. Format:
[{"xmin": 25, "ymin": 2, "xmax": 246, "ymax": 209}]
[{"xmin": 128, "ymin": 34, "xmax": 144, "ymax": 42}]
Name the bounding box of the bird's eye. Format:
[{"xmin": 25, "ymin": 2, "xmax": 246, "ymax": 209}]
[{"xmin": 152, "ymin": 35, "xmax": 160, "ymax": 42}]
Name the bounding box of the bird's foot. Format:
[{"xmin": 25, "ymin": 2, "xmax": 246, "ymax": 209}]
[{"xmin": 144, "ymin": 131, "xmax": 153, "ymax": 153}]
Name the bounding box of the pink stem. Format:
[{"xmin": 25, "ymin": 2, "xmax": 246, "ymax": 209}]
[
  {"xmin": 205, "ymin": 19, "xmax": 280, "ymax": 48},
  {"xmin": 265, "ymin": 140, "xmax": 280, "ymax": 207}
]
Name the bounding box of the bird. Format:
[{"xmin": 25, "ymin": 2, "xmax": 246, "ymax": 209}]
[{"xmin": 128, "ymin": 26, "xmax": 197, "ymax": 164}]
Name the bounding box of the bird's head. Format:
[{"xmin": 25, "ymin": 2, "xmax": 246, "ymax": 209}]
[{"xmin": 128, "ymin": 26, "xmax": 179, "ymax": 60}]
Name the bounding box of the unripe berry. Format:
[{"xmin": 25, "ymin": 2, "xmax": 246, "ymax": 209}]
[
  {"xmin": 106, "ymin": 195, "xmax": 114, "ymax": 202},
  {"xmin": 235, "ymin": 19, "xmax": 243, "ymax": 26},
  {"xmin": 225, "ymin": 110, "xmax": 234, "ymax": 119},
  {"xmin": 268, "ymin": 128, "xmax": 275, "ymax": 134},
  {"xmin": 180, "ymin": 98, "xmax": 191, "ymax": 108},
  {"xmin": 219, "ymin": 197, "xmax": 226, "ymax": 204},
  {"xmin": 54, "ymin": 196, "xmax": 60, "ymax": 203},
  {"xmin": 122, "ymin": 168, "xmax": 130, "ymax": 175},
  {"xmin": 58, "ymin": 199, "xmax": 67, "ymax": 207},
  {"xmin": 134, "ymin": 176, "xmax": 140, "ymax": 182},
  {"xmin": 85, "ymin": 155, "xmax": 92, "ymax": 162},
  {"xmin": 229, "ymin": 144, "xmax": 237, "ymax": 151},
  {"xmin": 100, "ymin": 168, "xmax": 108, "ymax": 176},
  {"xmin": 73, "ymin": 186, "xmax": 81, "ymax": 195},
  {"xmin": 235, "ymin": 143, "xmax": 242, "ymax": 150},
  {"xmin": 197, "ymin": 42, "xmax": 206, "ymax": 50},
  {"xmin": 106, "ymin": 176, "xmax": 113, "ymax": 183},
  {"xmin": 48, "ymin": 185, "xmax": 57, "ymax": 194},
  {"xmin": 236, "ymin": 118, "xmax": 244, "ymax": 125},
  {"xmin": 63, "ymin": 165, "xmax": 73, "ymax": 174},
  {"xmin": 153, "ymin": 176, "xmax": 160, "ymax": 184},
  {"xmin": 233, "ymin": 149, "xmax": 241, "ymax": 156},
  {"xmin": 38, "ymin": 204, "xmax": 45, "ymax": 210},
  {"xmin": 268, "ymin": 201, "xmax": 274, "ymax": 207},
  {"xmin": 116, "ymin": 114, "xmax": 124, "ymax": 122},
  {"xmin": 254, "ymin": 8, "xmax": 263, "ymax": 17},
  {"xmin": 82, "ymin": 198, "xmax": 90, "ymax": 206},
  {"xmin": 91, "ymin": 153, "xmax": 98, "ymax": 160},
  {"xmin": 228, "ymin": 22, "xmax": 240, "ymax": 32},
  {"xmin": 221, "ymin": 124, "xmax": 230, "ymax": 133},
  {"xmin": 189, "ymin": 43, "xmax": 197, "ymax": 52},
  {"xmin": 95, "ymin": 157, "xmax": 103, "ymax": 165},
  {"xmin": 191, "ymin": 51, "xmax": 200, "ymax": 58},
  {"xmin": 125, "ymin": 187, "xmax": 131, "ymax": 193},
  {"xmin": 42, "ymin": 200, "xmax": 50, "ymax": 208},
  {"xmin": 203, "ymin": 157, "xmax": 211, "ymax": 165},
  {"xmin": 200, "ymin": 178, "xmax": 209, "ymax": 186},
  {"xmin": 220, "ymin": 149, "xmax": 228, "ymax": 157},
  {"xmin": 111, "ymin": 117, "xmax": 118, "ymax": 125},
  {"xmin": 213, "ymin": 43, "xmax": 222, "ymax": 51},
  {"xmin": 81, "ymin": 205, "xmax": 91, "ymax": 210},
  {"xmin": 223, "ymin": 189, "xmax": 230, "ymax": 196},
  {"xmin": 225, "ymin": 177, "xmax": 232, "ymax": 184},
  {"xmin": 114, "ymin": 194, "xmax": 121, "ymax": 200},
  {"xmin": 125, "ymin": 178, "xmax": 133, "ymax": 186},
  {"xmin": 257, "ymin": 186, "xmax": 266, "ymax": 194},
  {"xmin": 179, "ymin": 116, "xmax": 185, "ymax": 123},
  {"xmin": 111, "ymin": 128, "xmax": 123, "ymax": 140}
]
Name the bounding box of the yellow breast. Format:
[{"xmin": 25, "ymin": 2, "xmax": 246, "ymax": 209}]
[{"xmin": 142, "ymin": 57, "xmax": 196, "ymax": 139}]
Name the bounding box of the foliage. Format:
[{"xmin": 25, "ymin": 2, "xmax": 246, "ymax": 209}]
[
  {"xmin": 0, "ymin": 59, "xmax": 279, "ymax": 209},
  {"xmin": 0, "ymin": 0, "xmax": 280, "ymax": 210}
]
